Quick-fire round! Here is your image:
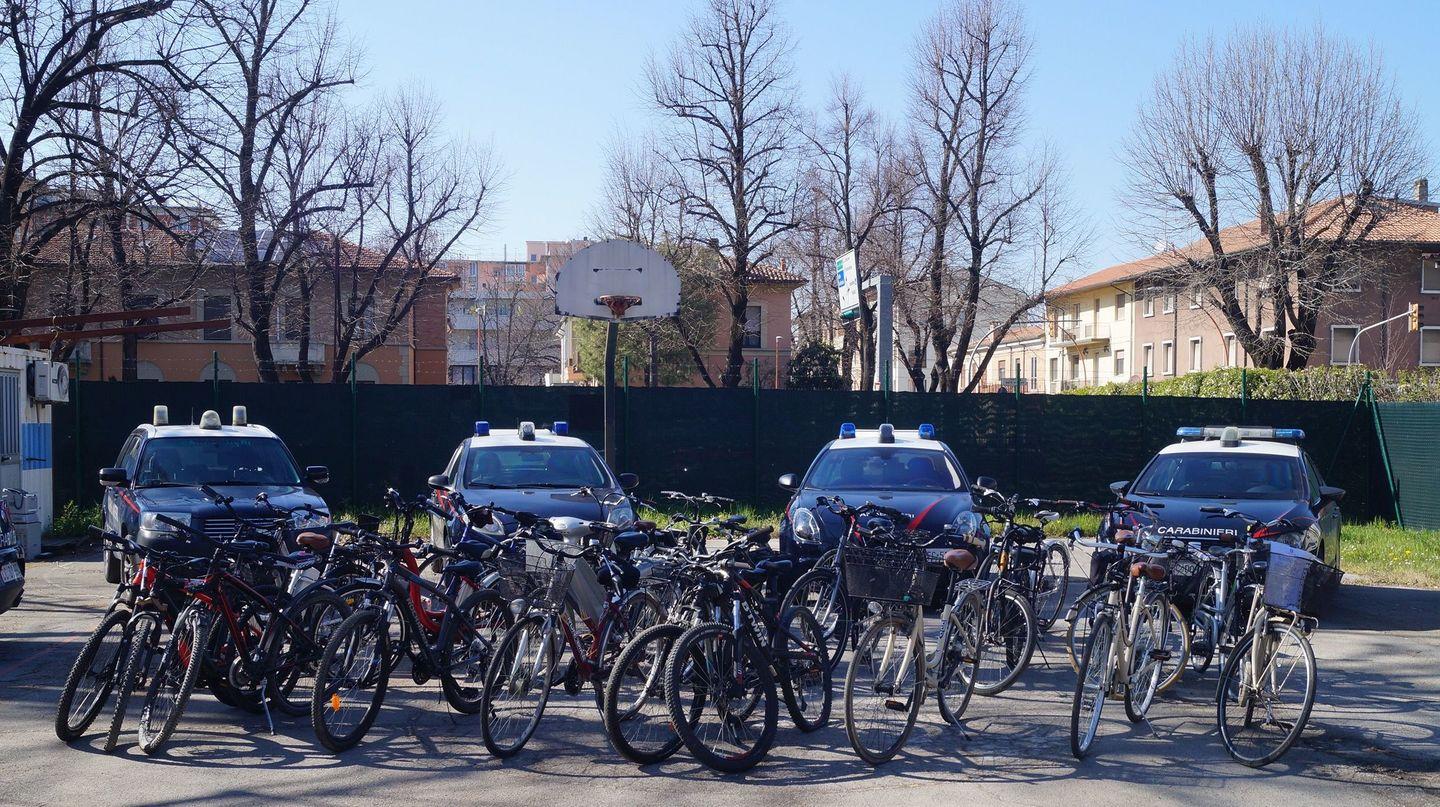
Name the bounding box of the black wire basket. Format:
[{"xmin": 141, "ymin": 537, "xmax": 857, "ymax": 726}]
[{"xmin": 843, "ymin": 544, "xmax": 938, "ymax": 604}]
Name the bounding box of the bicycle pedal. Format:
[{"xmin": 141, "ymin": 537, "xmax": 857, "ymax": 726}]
[
  {"xmin": 884, "ymin": 698, "xmax": 909, "ymax": 712},
  {"xmin": 1150, "ymin": 650, "xmax": 1172, "ymax": 662}
]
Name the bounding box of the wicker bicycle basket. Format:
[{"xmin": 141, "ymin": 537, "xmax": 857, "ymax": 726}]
[{"xmin": 843, "ymin": 543, "xmax": 938, "ymax": 604}]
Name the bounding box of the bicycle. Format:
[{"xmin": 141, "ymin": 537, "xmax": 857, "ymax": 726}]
[
  {"xmin": 661, "ymin": 541, "xmax": 832, "ymax": 772},
  {"xmin": 840, "ymin": 511, "xmax": 982, "ymax": 765},
  {"xmin": 971, "ymin": 486, "xmax": 1074, "ymax": 632},
  {"xmin": 478, "ymin": 512, "xmax": 664, "ymax": 757},
  {"xmin": 1200, "ymin": 506, "xmax": 1321, "ymax": 767},
  {"xmin": 1069, "ymin": 533, "xmax": 1178, "ymax": 758},
  {"xmin": 654, "ymin": 490, "xmax": 743, "ymax": 554},
  {"xmin": 954, "ymin": 483, "xmax": 1042, "ymax": 696}
]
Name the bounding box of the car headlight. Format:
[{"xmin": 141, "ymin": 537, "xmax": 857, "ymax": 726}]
[
  {"xmin": 610, "ymin": 503, "xmax": 636, "ymax": 529},
  {"xmin": 792, "ymin": 508, "xmax": 821, "ymax": 544},
  {"xmin": 139, "ymin": 512, "xmax": 192, "ymax": 540},
  {"xmin": 290, "ymin": 510, "xmax": 331, "ymax": 531},
  {"xmin": 477, "ymin": 518, "xmax": 507, "ymax": 537}
]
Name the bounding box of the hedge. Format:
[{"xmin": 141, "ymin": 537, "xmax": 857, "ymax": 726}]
[{"xmin": 1063, "ymin": 365, "xmax": 1440, "ymax": 402}]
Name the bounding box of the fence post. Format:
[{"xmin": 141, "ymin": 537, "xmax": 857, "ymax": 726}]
[
  {"xmin": 71, "ymin": 364, "xmax": 81, "ymax": 506},
  {"xmin": 1240, "ymin": 368, "xmax": 1248, "ymax": 422},
  {"xmin": 211, "ymin": 350, "xmax": 220, "ymax": 409},
  {"xmin": 1368, "ymin": 380, "xmax": 1404, "ymax": 527},
  {"xmin": 621, "ymin": 355, "xmax": 629, "ymax": 472},
  {"xmin": 1328, "ymin": 370, "xmax": 1370, "ymax": 477},
  {"xmin": 1142, "ymin": 366, "xmax": 1149, "ymax": 401},
  {"xmin": 753, "ymin": 358, "xmax": 761, "ymax": 503},
  {"xmin": 350, "ymin": 362, "xmax": 358, "ymax": 507}
]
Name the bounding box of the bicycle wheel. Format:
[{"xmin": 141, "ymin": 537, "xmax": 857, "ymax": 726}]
[
  {"xmin": 269, "ymin": 590, "xmax": 351, "ymax": 717},
  {"xmin": 603, "ymin": 622, "xmax": 686, "ymax": 764},
  {"xmin": 936, "ymin": 599, "xmax": 982, "ymax": 725},
  {"xmin": 774, "ymin": 606, "xmax": 831, "ymax": 732},
  {"xmin": 1033, "ymin": 541, "xmax": 1071, "ymax": 631},
  {"xmin": 205, "ymin": 602, "xmax": 266, "ymax": 714},
  {"xmin": 1157, "ymin": 600, "xmax": 1189, "ymax": 693},
  {"xmin": 665, "ymin": 621, "xmax": 777, "ymax": 773},
  {"xmin": 1070, "ymin": 610, "xmax": 1114, "ymax": 759},
  {"xmin": 844, "ymin": 615, "xmax": 922, "ymax": 765},
  {"xmin": 1189, "ymin": 569, "xmax": 1220, "ymax": 674},
  {"xmin": 104, "ymin": 612, "xmax": 163, "ymax": 753},
  {"xmin": 1217, "ymin": 621, "xmax": 1316, "ymax": 767},
  {"xmin": 137, "ymin": 608, "xmax": 209, "ymax": 755},
  {"xmin": 971, "ymin": 588, "xmax": 1036, "ymax": 695},
  {"xmin": 55, "ymin": 608, "xmax": 130, "ymax": 741},
  {"xmin": 1065, "ymin": 585, "xmax": 1110, "ymax": 672},
  {"xmin": 1124, "ymin": 595, "xmax": 1169, "ymax": 723},
  {"xmin": 311, "ymin": 607, "xmax": 392, "ymax": 753},
  {"xmin": 439, "ymin": 588, "xmax": 513, "ymax": 714},
  {"xmin": 779, "ymin": 567, "xmax": 849, "ymax": 671},
  {"xmin": 591, "ymin": 589, "xmax": 664, "ymax": 709},
  {"xmin": 480, "ymin": 613, "xmax": 558, "ymax": 757}
]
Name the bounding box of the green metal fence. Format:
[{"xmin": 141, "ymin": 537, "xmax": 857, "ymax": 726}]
[
  {"xmin": 54, "ymin": 380, "xmax": 1398, "ymax": 521},
  {"xmin": 1374, "ymin": 402, "xmax": 1440, "ymax": 530}
]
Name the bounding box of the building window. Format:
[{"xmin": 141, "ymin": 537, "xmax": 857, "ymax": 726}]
[
  {"xmin": 276, "ymin": 299, "xmax": 308, "ymax": 341},
  {"xmin": 1189, "ymin": 290, "xmax": 1203, "ymax": 309},
  {"xmin": 1421, "ymin": 327, "xmax": 1440, "ymax": 366},
  {"xmin": 130, "ymin": 294, "xmax": 161, "ymax": 341},
  {"xmin": 1162, "ymin": 295, "xmax": 1175, "ymax": 314},
  {"xmin": 1142, "ymin": 343, "xmax": 1153, "ymax": 376},
  {"xmin": 1189, "ymin": 337, "xmax": 1203, "ymax": 371},
  {"xmin": 1224, "ymin": 333, "xmax": 1237, "ymax": 367},
  {"xmin": 1114, "ymin": 349, "xmax": 1126, "ymax": 376},
  {"xmin": 449, "ymin": 365, "xmax": 478, "ymax": 384},
  {"xmin": 1115, "ymin": 292, "xmax": 1128, "ymax": 321},
  {"xmin": 1029, "ymin": 356, "xmax": 1037, "ymax": 383},
  {"xmin": 1423, "ymin": 256, "xmax": 1440, "ymax": 293},
  {"xmin": 1162, "ymin": 340, "xmax": 1175, "ymax": 375},
  {"xmin": 1143, "ymin": 295, "xmax": 1155, "ymax": 318},
  {"xmin": 202, "ymin": 295, "xmax": 232, "ymax": 341},
  {"xmin": 1069, "ymin": 354, "xmax": 1081, "ymax": 382},
  {"xmin": 529, "ymin": 253, "xmax": 538, "ymax": 263},
  {"xmin": 1330, "ymin": 325, "xmax": 1359, "ymax": 365},
  {"xmin": 742, "ymin": 305, "xmax": 762, "ymax": 349},
  {"xmin": 1048, "ymin": 356, "xmax": 1058, "ymax": 389}
]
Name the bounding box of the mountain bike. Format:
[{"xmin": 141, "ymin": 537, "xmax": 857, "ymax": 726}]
[
  {"xmin": 841, "ymin": 517, "xmax": 981, "ymax": 765},
  {"xmin": 954, "ymin": 483, "xmax": 1041, "ymax": 695},
  {"xmin": 1200, "ymin": 506, "xmax": 1321, "ymax": 767},
  {"xmin": 971, "ymin": 486, "xmax": 1074, "ymax": 631},
  {"xmin": 1069, "ymin": 535, "xmax": 1177, "ymax": 758},
  {"xmin": 661, "ymin": 545, "xmax": 832, "ymax": 772}
]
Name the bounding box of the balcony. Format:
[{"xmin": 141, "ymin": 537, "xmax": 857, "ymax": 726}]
[
  {"xmin": 448, "ymin": 346, "xmax": 479, "ymax": 366},
  {"xmin": 271, "ymin": 341, "xmax": 325, "ymax": 366},
  {"xmin": 1056, "ymin": 322, "xmax": 1110, "ymax": 348}
]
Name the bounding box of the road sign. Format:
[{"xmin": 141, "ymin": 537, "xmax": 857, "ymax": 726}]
[
  {"xmin": 835, "ymin": 249, "xmax": 860, "ymax": 315},
  {"xmin": 554, "ymin": 240, "xmax": 680, "ymax": 321}
]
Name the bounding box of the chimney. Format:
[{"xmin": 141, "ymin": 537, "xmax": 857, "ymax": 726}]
[{"xmin": 1416, "ymin": 177, "xmax": 1429, "ymax": 203}]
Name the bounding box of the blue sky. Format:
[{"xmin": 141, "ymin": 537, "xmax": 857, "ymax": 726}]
[{"xmin": 342, "ymin": 0, "xmax": 1439, "ymax": 275}]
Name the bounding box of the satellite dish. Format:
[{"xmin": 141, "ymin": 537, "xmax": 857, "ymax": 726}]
[{"xmin": 553, "ymin": 240, "xmax": 680, "ymax": 321}]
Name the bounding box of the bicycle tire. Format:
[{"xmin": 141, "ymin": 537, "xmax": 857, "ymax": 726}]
[
  {"xmin": 1188, "ymin": 568, "xmax": 1220, "ymax": 675},
  {"xmin": 1124, "ymin": 594, "xmax": 1169, "ymax": 723},
  {"xmin": 775, "ymin": 606, "xmax": 831, "ymax": 732},
  {"xmin": 844, "ymin": 615, "xmax": 922, "ymax": 765},
  {"xmin": 480, "ymin": 613, "xmax": 557, "ymax": 758},
  {"xmin": 590, "ymin": 589, "xmax": 664, "ymax": 710},
  {"xmin": 103, "ymin": 612, "xmax": 163, "ymax": 753},
  {"xmin": 603, "ymin": 622, "xmax": 687, "ymax": 764},
  {"xmin": 269, "ymin": 590, "xmax": 351, "ymax": 717},
  {"xmin": 1070, "ymin": 610, "xmax": 1114, "ymax": 759},
  {"xmin": 440, "ymin": 588, "xmax": 512, "ymax": 714},
  {"xmin": 311, "ymin": 607, "xmax": 392, "ymax": 753},
  {"xmin": 137, "ymin": 608, "xmax": 209, "ymax": 755},
  {"xmin": 1157, "ymin": 599, "xmax": 1189, "ymax": 693},
  {"xmin": 972, "ymin": 587, "xmax": 1036, "ymax": 695},
  {"xmin": 1216, "ymin": 622, "xmax": 1316, "ymax": 767},
  {"xmin": 55, "ymin": 608, "xmax": 130, "ymax": 741},
  {"xmin": 1034, "ymin": 541, "xmax": 1071, "ymax": 631},
  {"xmin": 1065, "ymin": 585, "xmax": 1111, "ymax": 672},
  {"xmin": 665, "ymin": 621, "xmax": 777, "ymax": 773},
  {"xmin": 936, "ymin": 598, "xmax": 982, "ymax": 725},
  {"xmin": 779, "ymin": 567, "xmax": 849, "ymax": 672}
]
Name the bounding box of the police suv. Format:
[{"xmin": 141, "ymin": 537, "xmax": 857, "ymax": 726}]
[
  {"xmin": 427, "ymin": 420, "xmax": 639, "ymax": 547},
  {"xmin": 1109, "ymin": 426, "xmax": 1344, "ymax": 578},
  {"xmin": 98, "ymin": 406, "xmax": 331, "ymax": 582}
]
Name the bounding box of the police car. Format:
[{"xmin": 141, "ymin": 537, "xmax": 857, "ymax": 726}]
[
  {"xmin": 427, "ymin": 420, "xmax": 638, "ymax": 547},
  {"xmin": 98, "ymin": 406, "xmax": 331, "ymax": 582},
  {"xmin": 1108, "ymin": 426, "xmax": 1344, "ymax": 577},
  {"xmin": 777, "ymin": 422, "xmax": 988, "ymax": 591}
]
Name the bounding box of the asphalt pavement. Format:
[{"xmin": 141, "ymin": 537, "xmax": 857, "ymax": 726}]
[{"xmin": 1, "ymin": 550, "xmax": 1437, "ymax": 807}]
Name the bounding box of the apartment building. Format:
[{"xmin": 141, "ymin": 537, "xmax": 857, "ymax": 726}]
[{"xmin": 439, "ymin": 257, "xmax": 557, "ymax": 385}]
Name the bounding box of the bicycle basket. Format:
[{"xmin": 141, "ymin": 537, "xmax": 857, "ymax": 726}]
[
  {"xmin": 1262, "ymin": 543, "xmax": 1325, "ymax": 617},
  {"xmin": 1164, "ymin": 552, "xmax": 1207, "ymax": 603},
  {"xmin": 516, "ymin": 538, "xmax": 576, "ymax": 609},
  {"xmin": 843, "ymin": 544, "xmax": 938, "ymax": 604}
]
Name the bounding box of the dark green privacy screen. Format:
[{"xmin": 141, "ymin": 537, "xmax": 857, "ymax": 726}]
[{"xmin": 1375, "ymin": 403, "xmax": 1440, "ymax": 529}]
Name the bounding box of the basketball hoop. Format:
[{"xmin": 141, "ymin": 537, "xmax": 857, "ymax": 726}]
[{"xmin": 596, "ymin": 294, "xmax": 642, "ymax": 319}]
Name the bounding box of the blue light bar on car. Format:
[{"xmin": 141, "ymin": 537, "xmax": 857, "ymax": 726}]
[
  {"xmin": 839, "ymin": 422, "xmax": 857, "ymax": 439},
  {"xmin": 552, "ymin": 421, "xmax": 569, "ymax": 436},
  {"xmin": 1272, "ymin": 428, "xmax": 1306, "ymax": 440},
  {"xmin": 917, "ymin": 423, "xmax": 936, "ymax": 440},
  {"xmin": 474, "ymin": 420, "xmax": 490, "ymax": 436},
  {"xmin": 1177, "ymin": 425, "xmax": 1306, "ymax": 441},
  {"xmin": 1175, "ymin": 427, "xmax": 1205, "ymax": 438}
]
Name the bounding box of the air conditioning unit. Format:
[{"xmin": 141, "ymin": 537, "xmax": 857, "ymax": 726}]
[{"xmin": 27, "ymin": 360, "xmax": 70, "ymax": 404}]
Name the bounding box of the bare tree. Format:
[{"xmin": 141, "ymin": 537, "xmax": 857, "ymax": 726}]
[
  {"xmin": 903, "ymin": 0, "xmax": 1064, "ymax": 393},
  {"xmin": 647, "ymin": 0, "xmax": 798, "ymax": 388},
  {"xmin": 1124, "ymin": 25, "xmax": 1425, "ymax": 369},
  {"xmin": 0, "ymin": 0, "xmax": 176, "ymax": 321},
  {"xmin": 474, "ymin": 276, "xmax": 558, "ymax": 385}
]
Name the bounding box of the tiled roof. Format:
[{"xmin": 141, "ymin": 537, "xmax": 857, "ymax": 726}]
[
  {"xmin": 27, "ymin": 226, "xmax": 396, "ymax": 271},
  {"xmin": 745, "ymin": 263, "xmax": 807, "ymax": 285},
  {"xmin": 1050, "ymin": 197, "xmax": 1440, "ymax": 297}
]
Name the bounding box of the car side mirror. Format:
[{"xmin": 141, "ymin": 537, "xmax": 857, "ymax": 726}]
[
  {"xmin": 777, "ymin": 473, "xmax": 799, "ymax": 491},
  {"xmin": 99, "ymin": 467, "xmax": 128, "ymax": 488},
  {"xmin": 427, "ymin": 473, "xmax": 450, "ymax": 490},
  {"xmin": 975, "ymin": 476, "xmax": 998, "ymax": 490},
  {"xmin": 305, "ymin": 465, "xmax": 330, "ymax": 486},
  {"xmin": 1109, "ymin": 480, "xmax": 1129, "ymax": 497},
  {"xmin": 618, "ymin": 472, "xmax": 639, "ymax": 491},
  {"xmin": 1319, "ymin": 485, "xmax": 1346, "ymax": 503}
]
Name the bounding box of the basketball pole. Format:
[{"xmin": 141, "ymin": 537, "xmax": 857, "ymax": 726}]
[{"xmin": 603, "ymin": 318, "xmax": 619, "ymax": 469}]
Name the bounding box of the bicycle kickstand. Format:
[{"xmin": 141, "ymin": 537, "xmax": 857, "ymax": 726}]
[{"xmin": 259, "ymin": 678, "xmax": 276, "ymax": 735}]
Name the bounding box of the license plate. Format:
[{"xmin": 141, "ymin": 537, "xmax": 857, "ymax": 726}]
[
  {"xmin": 0, "ymin": 563, "xmax": 20, "ymax": 584},
  {"xmin": 925, "ymin": 548, "xmax": 949, "ymax": 564}
]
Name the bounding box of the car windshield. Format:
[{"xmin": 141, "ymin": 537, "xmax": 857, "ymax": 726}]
[
  {"xmin": 1132, "ymin": 452, "xmax": 1304, "ymax": 500},
  {"xmin": 464, "ymin": 445, "xmax": 609, "ymax": 489},
  {"xmin": 805, "ymin": 447, "xmax": 963, "ymax": 491},
  {"xmin": 135, "ymin": 437, "xmax": 302, "ymax": 487}
]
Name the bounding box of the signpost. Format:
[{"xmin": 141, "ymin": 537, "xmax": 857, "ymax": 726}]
[
  {"xmin": 835, "ymin": 248, "xmax": 893, "ymax": 392},
  {"xmin": 554, "ymin": 240, "xmax": 680, "ymax": 468},
  {"xmin": 836, "ymin": 249, "xmax": 860, "ymax": 318}
]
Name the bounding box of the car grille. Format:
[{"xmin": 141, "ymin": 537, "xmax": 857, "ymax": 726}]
[{"xmin": 198, "ymin": 517, "xmax": 268, "ymax": 542}]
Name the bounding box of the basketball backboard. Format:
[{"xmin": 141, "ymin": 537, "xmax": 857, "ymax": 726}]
[{"xmin": 553, "ymin": 240, "xmax": 680, "ymax": 321}]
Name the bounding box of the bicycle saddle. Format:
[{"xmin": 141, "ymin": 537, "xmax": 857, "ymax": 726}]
[
  {"xmin": 1130, "ymin": 562, "xmax": 1166, "ymax": 581},
  {"xmin": 445, "ymin": 559, "xmax": 485, "ymax": 579},
  {"xmin": 943, "ymin": 548, "xmax": 977, "ymax": 571},
  {"xmin": 296, "ymin": 532, "xmax": 332, "ymax": 552}
]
